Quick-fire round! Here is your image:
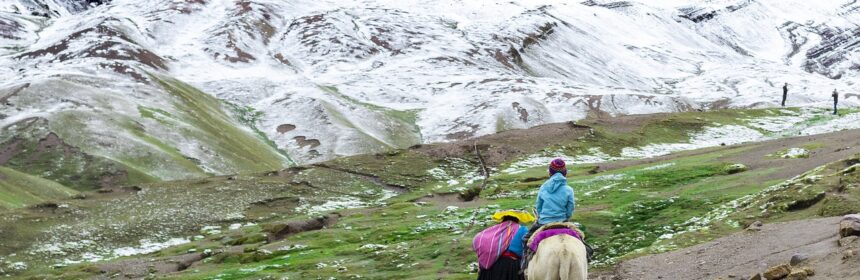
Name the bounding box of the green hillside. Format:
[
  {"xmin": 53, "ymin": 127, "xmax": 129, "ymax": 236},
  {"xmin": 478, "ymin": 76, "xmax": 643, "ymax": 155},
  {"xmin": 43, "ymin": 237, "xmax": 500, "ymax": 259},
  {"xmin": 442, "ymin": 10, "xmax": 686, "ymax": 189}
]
[{"xmin": 0, "ymin": 166, "xmax": 77, "ymax": 209}]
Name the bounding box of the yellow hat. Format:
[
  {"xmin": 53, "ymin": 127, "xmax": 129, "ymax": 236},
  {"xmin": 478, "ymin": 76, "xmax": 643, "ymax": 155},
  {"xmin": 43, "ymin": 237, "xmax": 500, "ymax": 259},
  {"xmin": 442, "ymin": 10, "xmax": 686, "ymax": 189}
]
[{"xmin": 492, "ymin": 210, "xmax": 536, "ymax": 224}]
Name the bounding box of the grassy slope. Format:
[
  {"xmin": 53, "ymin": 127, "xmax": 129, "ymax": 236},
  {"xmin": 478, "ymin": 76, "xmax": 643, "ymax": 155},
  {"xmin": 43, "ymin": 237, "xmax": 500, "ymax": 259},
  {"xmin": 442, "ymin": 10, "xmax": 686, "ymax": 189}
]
[
  {"xmin": 150, "ymin": 76, "xmax": 288, "ymax": 174},
  {"xmin": 2, "ymin": 74, "xmax": 293, "ymax": 191},
  {"xmin": 564, "ymin": 108, "xmax": 786, "ymax": 156},
  {"xmin": 170, "ymin": 152, "xmax": 858, "ymax": 280},
  {"xmin": 147, "ymin": 148, "xmax": 793, "ymax": 279},
  {"xmin": 319, "ymin": 85, "xmax": 422, "ymax": 149},
  {"xmin": 1, "ymin": 116, "xmax": 155, "ymax": 190},
  {"xmin": 12, "ymin": 107, "xmax": 860, "ymax": 279},
  {"xmin": 0, "ymin": 166, "xmax": 77, "ymax": 209}
]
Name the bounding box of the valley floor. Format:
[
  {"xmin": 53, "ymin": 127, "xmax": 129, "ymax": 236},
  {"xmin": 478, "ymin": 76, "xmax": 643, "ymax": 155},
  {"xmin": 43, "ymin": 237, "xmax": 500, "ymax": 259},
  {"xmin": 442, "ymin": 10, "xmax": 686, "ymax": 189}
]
[{"xmin": 2, "ymin": 108, "xmax": 860, "ymax": 279}]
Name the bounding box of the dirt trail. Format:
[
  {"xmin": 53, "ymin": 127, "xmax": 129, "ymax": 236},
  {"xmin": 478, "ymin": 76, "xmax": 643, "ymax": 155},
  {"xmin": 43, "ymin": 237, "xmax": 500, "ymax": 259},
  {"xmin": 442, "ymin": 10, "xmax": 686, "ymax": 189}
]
[
  {"xmin": 311, "ymin": 163, "xmax": 409, "ymax": 193},
  {"xmin": 414, "ymin": 192, "xmax": 487, "ymax": 209},
  {"xmin": 598, "ymin": 128, "xmax": 860, "ymax": 181},
  {"xmin": 600, "ymin": 216, "xmax": 860, "ymax": 280}
]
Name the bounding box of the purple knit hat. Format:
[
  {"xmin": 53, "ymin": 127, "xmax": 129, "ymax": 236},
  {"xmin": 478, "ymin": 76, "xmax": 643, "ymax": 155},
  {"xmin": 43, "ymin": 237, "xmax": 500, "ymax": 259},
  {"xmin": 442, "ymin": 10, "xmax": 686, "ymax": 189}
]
[{"xmin": 549, "ymin": 158, "xmax": 567, "ymax": 176}]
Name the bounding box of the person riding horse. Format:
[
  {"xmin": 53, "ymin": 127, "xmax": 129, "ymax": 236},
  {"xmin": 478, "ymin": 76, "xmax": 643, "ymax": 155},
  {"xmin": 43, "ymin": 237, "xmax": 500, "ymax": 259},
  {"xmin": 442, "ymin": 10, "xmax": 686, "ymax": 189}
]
[
  {"xmin": 521, "ymin": 158, "xmax": 594, "ymax": 274},
  {"xmin": 523, "ymin": 158, "xmax": 575, "ymax": 249}
]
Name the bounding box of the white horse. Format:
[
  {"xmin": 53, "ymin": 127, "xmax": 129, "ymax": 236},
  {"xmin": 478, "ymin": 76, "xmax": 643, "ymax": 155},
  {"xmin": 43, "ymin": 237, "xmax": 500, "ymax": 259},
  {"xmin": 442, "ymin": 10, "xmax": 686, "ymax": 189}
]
[{"xmin": 525, "ymin": 229, "xmax": 588, "ymax": 280}]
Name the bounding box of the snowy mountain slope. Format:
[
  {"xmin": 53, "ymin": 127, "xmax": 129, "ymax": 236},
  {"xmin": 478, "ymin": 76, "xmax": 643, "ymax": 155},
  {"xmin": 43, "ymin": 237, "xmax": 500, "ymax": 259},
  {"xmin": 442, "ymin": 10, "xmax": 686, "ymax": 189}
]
[
  {"xmin": 2, "ymin": 0, "xmax": 860, "ymax": 178},
  {"xmin": 3, "ymin": 0, "xmax": 107, "ymax": 18},
  {"xmin": 0, "ymin": 1, "xmax": 290, "ymax": 185},
  {"xmin": 165, "ymin": 0, "xmax": 858, "ymax": 158}
]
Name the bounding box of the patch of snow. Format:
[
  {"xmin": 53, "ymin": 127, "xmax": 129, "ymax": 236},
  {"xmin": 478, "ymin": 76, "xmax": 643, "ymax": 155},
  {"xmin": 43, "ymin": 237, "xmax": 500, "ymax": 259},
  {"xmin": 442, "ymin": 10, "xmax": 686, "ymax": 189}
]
[
  {"xmin": 376, "ymin": 189, "xmax": 399, "ymax": 202},
  {"xmin": 744, "ymin": 115, "xmax": 808, "ymax": 133},
  {"xmin": 201, "ymin": 225, "xmax": 222, "ymax": 235},
  {"xmin": 277, "ymin": 244, "xmax": 308, "ymax": 251},
  {"xmin": 426, "ymin": 167, "xmax": 450, "ymax": 180},
  {"xmin": 112, "ymin": 238, "xmax": 190, "ymax": 257},
  {"xmin": 622, "ymin": 125, "xmax": 764, "ymax": 158},
  {"xmin": 296, "ymin": 196, "xmax": 366, "ymax": 215},
  {"xmin": 295, "ymin": 190, "xmax": 394, "ymax": 215},
  {"xmin": 642, "ymin": 162, "xmax": 676, "ymax": 171},
  {"xmin": 583, "ymin": 183, "xmax": 619, "ymax": 197},
  {"xmin": 572, "ymin": 173, "xmax": 627, "ymax": 184},
  {"xmin": 504, "ymin": 154, "xmax": 572, "ymax": 173},
  {"xmin": 8, "ymin": 262, "xmax": 27, "ymax": 271},
  {"xmin": 358, "ymin": 244, "xmax": 388, "ymax": 251},
  {"xmin": 239, "ymin": 264, "xmax": 283, "ymax": 273},
  {"xmin": 781, "ymin": 147, "xmax": 809, "ymax": 159},
  {"xmin": 801, "ymin": 113, "xmax": 860, "ymax": 135},
  {"xmin": 503, "ymin": 147, "xmax": 621, "ymax": 174}
]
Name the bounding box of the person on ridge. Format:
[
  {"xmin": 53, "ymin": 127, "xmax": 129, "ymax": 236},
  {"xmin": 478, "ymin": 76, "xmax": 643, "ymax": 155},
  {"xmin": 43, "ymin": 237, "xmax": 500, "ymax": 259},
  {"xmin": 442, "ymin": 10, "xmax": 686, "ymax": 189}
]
[
  {"xmin": 522, "ymin": 158, "xmax": 575, "ymax": 247},
  {"xmin": 782, "ymin": 83, "xmax": 789, "ymax": 107},
  {"xmin": 832, "ymin": 89, "xmax": 839, "ymax": 115},
  {"xmin": 472, "ymin": 210, "xmax": 535, "ymax": 280}
]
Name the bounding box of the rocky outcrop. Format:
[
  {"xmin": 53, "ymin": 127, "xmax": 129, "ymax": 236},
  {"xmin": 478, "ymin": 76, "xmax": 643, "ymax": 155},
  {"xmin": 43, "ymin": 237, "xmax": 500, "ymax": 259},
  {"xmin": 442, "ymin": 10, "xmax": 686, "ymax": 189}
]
[
  {"xmin": 725, "ymin": 163, "xmax": 749, "ymax": 174},
  {"xmin": 762, "ymin": 264, "xmax": 791, "ymax": 280},
  {"xmin": 263, "ymin": 213, "xmax": 339, "ymax": 241},
  {"xmin": 839, "ymin": 214, "xmax": 860, "ymax": 237},
  {"xmin": 789, "ymin": 253, "xmax": 808, "ymax": 266},
  {"xmin": 746, "ymin": 220, "xmax": 763, "ymax": 231},
  {"xmin": 754, "ymin": 263, "xmax": 814, "ymax": 280}
]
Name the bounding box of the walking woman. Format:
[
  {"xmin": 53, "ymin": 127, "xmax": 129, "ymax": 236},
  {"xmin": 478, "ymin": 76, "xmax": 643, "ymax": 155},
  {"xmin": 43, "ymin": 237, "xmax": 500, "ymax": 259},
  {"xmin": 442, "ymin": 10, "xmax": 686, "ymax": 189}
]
[{"xmin": 473, "ymin": 210, "xmax": 535, "ymax": 280}]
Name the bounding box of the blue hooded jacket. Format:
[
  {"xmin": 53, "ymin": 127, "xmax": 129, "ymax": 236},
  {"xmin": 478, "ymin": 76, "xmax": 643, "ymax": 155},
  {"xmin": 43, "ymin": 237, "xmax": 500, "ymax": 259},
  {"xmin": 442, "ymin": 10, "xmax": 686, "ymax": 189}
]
[{"xmin": 536, "ymin": 172, "xmax": 575, "ymax": 225}]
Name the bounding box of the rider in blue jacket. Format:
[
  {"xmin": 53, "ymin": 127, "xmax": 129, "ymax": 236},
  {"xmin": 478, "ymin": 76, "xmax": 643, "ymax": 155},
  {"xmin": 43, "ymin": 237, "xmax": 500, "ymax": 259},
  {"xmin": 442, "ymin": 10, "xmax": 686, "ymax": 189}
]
[
  {"xmin": 521, "ymin": 158, "xmax": 584, "ymax": 272},
  {"xmin": 528, "ymin": 158, "xmax": 574, "ymax": 235},
  {"xmin": 536, "ymin": 172, "xmax": 575, "ymax": 225}
]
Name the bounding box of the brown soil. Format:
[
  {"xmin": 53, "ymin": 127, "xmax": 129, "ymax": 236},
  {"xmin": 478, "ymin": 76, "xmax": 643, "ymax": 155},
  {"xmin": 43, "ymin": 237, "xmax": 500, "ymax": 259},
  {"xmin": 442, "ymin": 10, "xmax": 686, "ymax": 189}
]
[
  {"xmin": 293, "ymin": 136, "xmax": 321, "ymax": 148},
  {"xmin": 414, "ymin": 192, "xmax": 488, "ymax": 209},
  {"xmin": 416, "ymin": 121, "xmax": 591, "ymax": 166},
  {"xmin": 581, "ymin": 112, "xmax": 673, "ymax": 134},
  {"xmin": 96, "ymin": 252, "xmax": 204, "ymax": 279},
  {"xmin": 266, "ymin": 213, "xmax": 339, "ymax": 242},
  {"xmin": 244, "ymin": 196, "xmax": 300, "ymax": 219},
  {"xmin": 276, "ymin": 124, "xmax": 296, "ymax": 133},
  {"xmin": 2, "ymin": 131, "xmax": 130, "ymax": 189},
  {"xmin": 312, "ymin": 163, "xmax": 408, "ymax": 193},
  {"xmin": 599, "ymin": 216, "xmax": 860, "ymax": 280},
  {"xmin": 0, "ymin": 138, "xmax": 23, "ymax": 164},
  {"xmin": 16, "ymin": 21, "xmax": 167, "ymax": 70}
]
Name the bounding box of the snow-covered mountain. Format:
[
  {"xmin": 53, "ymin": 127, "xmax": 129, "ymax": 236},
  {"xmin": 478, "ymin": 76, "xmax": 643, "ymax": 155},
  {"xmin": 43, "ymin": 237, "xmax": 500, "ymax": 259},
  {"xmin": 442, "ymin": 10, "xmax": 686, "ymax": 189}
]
[{"xmin": 2, "ymin": 0, "xmax": 860, "ymax": 182}]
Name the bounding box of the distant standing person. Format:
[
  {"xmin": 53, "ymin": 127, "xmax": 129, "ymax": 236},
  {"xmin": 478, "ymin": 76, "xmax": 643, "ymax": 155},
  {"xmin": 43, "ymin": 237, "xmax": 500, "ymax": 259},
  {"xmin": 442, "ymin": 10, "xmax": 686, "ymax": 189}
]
[
  {"xmin": 782, "ymin": 83, "xmax": 788, "ymax": 107},
  {"xmin": 832, "ymin": 89, "xmax": 839, "ymax": 115}
]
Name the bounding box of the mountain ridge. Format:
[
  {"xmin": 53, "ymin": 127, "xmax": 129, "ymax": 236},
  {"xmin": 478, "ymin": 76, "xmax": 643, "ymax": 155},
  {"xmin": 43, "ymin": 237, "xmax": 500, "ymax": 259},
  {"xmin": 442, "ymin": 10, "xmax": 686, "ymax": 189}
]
[{"xmin": 2, "ymin": 0, "xmax": 860, "ymax": 183}]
